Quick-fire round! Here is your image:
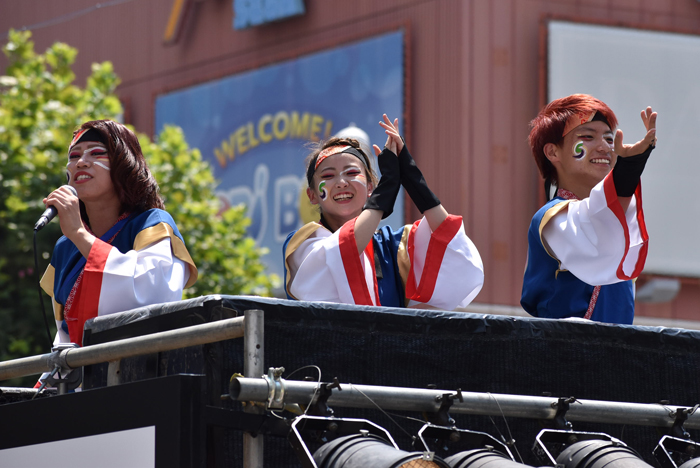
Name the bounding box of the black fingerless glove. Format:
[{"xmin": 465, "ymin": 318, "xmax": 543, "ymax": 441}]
[
  {"xmin": 364, "ymin": 148, "xmax": 401, "ymax": 219},
  {"xmin": 612, "ymin": 144, "xmax": 654, "ymax": 197},
  {"xmin": 398, "ymin": 143, "xmax": 440, "ymax": 213}
]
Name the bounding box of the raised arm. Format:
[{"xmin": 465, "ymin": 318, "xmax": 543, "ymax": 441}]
[
  {"xmin": 612, "ymin": 106, "xmax": 657, "ymax": 211},
  {"xmin": 357, "ymin": 130, "xmax": 401, "ymax": 255},
  {"xmin": 542, "ymin": 107, "xmax": 656, "ymax": 285},
  {"xmin": 376, "ymin": 114, "xmax": 448, "ymax": 231}
]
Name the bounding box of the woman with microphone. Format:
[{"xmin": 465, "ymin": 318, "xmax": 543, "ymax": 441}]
[{"xmin": 40, "ymin": 120, "xmax": 197, "ymax": 348}]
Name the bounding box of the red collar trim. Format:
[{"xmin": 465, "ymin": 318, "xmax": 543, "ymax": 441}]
[{"xmin": 557, "ymin": 188, "xmax": 579, "ymax": 201}]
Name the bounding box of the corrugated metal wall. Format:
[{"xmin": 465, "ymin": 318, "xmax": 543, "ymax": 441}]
[{"xmin": 3, "ymin": 0, "xmax": 700, "ymax": 322}]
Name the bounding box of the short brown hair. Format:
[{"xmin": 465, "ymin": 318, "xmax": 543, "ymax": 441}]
[{"xmin": 528, "ymin": 94, "xmax": 618, "ymax": 184}]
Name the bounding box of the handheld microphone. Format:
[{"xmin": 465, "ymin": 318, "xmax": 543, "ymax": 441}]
[{"xmin": 34, "ymin": 185, "xmax": 78, "ymax": 231}]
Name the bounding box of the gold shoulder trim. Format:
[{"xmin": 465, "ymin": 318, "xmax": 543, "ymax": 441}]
[
  {"xmin": 134, "ymin": 223, "xmax": 198, "ymax": 288},
  {"xmin": 539, "ymin": 201, "xmax": 571, "ymax": 260},
  {"xmin": 40, "ymin": 265, "xmax": 54, "ymax": 297},
  {"xmin": 40, "ymin": 265, "xmax": 64, "ymax": 321},
  {"xmin": 285, "ymin": 223, "xmax": 324, "ymax": 299},
  {"xmin": 539, "ymin": 201, "xmax": 572, "ymax": 276},
  {"xmin": 397, "ymin": 225, "xmax": 412, "ymax": 307}
]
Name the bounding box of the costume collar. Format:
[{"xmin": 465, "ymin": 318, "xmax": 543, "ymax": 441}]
[{"xmin": 557, "ymin": 187, "xmax": 579, "ymax": 200}]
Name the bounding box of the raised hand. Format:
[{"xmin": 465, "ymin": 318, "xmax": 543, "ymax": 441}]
[
  {"xmin": 379, "ymin": 114, "xmax": 403, "ymax": 154},
  {"xmin": 614, "ymin": 107, "xmax": 657, "ymax": 158},
  {"xmin": 373, "ymin": 114, "xmax": 403, "ymax": 156}
]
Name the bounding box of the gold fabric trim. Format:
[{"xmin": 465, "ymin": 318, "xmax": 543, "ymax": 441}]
[
  {"xmin": 539, "ymin": 200, "xmax": 571, "ymax": 278},
  {"xmin": 284, "ymin": 223, "xmax": 323, "ymax": 299},
  {"xmin": 40, "ymin": 265, "xmax": 54, "ymax": 297},
  {"xmin": 133, "ymin": 223, "xmax": 198, "ymax": 288},
  {"xmin": 397, "ymin": 225, "xmax": 412, "ymax": 307},
  {"xmin": 40, "ymin": 265, "xmax": 64, "ymax": 321},
  {"xmin": 53, "ymin": 300, "xmax": 65, "ymax": 322}
]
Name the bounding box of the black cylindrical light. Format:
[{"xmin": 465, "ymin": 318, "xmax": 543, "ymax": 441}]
[
  {"xmin": 556, "ymin": 440, "xmax": 652, "ymax": 468},
  {"xmin": 445, "ymin": 448, "xmax": 533, "ymax": 468},
  {"xmin": 679, "ymin": 458, "xmax": 700, "ymax": 468},
  {"xmin": 313, "ymin": 433, "xmax": 450, "ymax": 468}
]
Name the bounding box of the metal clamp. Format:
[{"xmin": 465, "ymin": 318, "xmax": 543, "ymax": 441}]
[
  {"xmin": 425, "ymin": 388, "xmax": 463, "ymax": 427},
  {"xmin": 549, "ymin": 396, "xmax": 576, "ymax": 431},
  {"xmin": 36, "ymin": 343, "xmax": 82, "ymax": 396},
  {"xmin": 263, "ymin": 367, "xmax": 286, "ymax": 410},
  {"xmin": 669, "ymin": 405, "xmax": 700, "ymax": 440},
  {"xmin": 306, "ymin": 377, "xmax": 341, "ymax": 417}
]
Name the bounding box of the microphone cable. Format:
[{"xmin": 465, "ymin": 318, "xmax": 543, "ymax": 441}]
[{"xmin": 33, "ymin": 230, "xmax": 54, "ymax": 349}]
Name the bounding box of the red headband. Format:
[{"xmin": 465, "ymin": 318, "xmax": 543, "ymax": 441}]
[
  {"xmin": 314, "ymin": 145, "xmax": 366, "ymax": 170},
  {"xmin": 562, "ymin": 110, "xmax": 597, "ymax": 137}
]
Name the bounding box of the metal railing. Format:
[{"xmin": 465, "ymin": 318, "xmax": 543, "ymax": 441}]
[
  {"xmin": 230, "ymin": 375, "xmax": 700, "ymax": 430},
  {"xmin": 0, "ymin": 308, "xmax": 265, "ymax": 468},
  {"xmin": 0, "ymin": 314, "xmax": 247, "ymax": 382}
]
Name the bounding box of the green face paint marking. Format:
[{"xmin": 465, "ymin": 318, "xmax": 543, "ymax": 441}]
[
  {"xmin": 573, "ymin": 141, "xmax": 586, "ymax": 159},
  {"xmin": 318, "ymin": 181, "xmax": 327, "ymax": 200}
]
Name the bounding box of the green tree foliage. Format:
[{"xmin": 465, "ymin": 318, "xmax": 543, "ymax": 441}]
[
  {"xmin": 0, "ymin": 30, "xmax": 122, "ymax": 372},
  {"xmin": 0, "ymin": 30, "xmax": 277, "ymax": 384}
]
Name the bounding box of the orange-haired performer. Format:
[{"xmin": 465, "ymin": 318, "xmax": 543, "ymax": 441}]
[{"xmin": 521, "ymin": 94, "xmax": 657, "ymax": 324}]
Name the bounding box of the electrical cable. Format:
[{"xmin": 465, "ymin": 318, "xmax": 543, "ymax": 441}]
[
  {"xmin": 488, "ymin": 392, "xmax": 524, "ymax": 463},
  {"xmin": 284, "ymin": 365, "xmax": 323, "ymax": 417},
  {"xmin": 347, "ymin": 383, "xmax": 415, "ymax": 442},
  {"xmin": 33, "ymin": 230, "xmax": 54, "ymax": 350},
  {"xmin": 3, "ymin": 0, "xmax": 139, "ymax": 37}
]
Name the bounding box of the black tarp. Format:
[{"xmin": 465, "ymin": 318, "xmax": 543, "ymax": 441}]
[{"xmin": 81, "ymin": 296, "xmax": 700, "ymax": 467}]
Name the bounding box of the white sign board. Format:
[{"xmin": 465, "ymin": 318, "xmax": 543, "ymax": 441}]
[
  {"xmin": 549, "ymin": 20, "xmax": 700, "ymax": 277},
  {"xmin": 0, "ymin": 426, "xmax": 155, "ymax": 468}
]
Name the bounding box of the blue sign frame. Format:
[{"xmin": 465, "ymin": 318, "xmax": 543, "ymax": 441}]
[{"xmin": 155, "ymin": 31, "xmax": 404, "ymax": 279}]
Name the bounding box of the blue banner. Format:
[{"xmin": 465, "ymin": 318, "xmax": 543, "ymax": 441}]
[{"xmin": 155, "ymin": 31, "xmax": 404, "ymax": 279}]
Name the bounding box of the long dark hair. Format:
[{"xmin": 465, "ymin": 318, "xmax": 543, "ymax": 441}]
[{"xmin": 71, "ymin": 120, "xmax": 164, "ymax": 219}]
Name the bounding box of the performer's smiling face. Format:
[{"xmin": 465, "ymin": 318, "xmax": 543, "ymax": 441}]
[
  {"xmin": 307, "ymin": 152, "xmax": 373, "ymax": 230},
  {"xmin": 66, "ymin": 141, "xmax": 118, "ymax": 204},
  {"xmin": 547, "ymin": 120, "xmax": 615, "ymax": 194}
]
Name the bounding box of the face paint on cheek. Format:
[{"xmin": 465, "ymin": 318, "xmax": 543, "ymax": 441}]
[
  {"xmin": 340, "ymin": 169, "xmax": 367, "ymax": 188},
  {"xmin": 65, "ymin": 170, "xmax": 71, "ymax": 184},
  {"xmin": 93, "ymin": 161, "xmax": 110, "ymax": 171},
  {"xmin": 573, "ymin": 141, "xmax": 586, "ymax": 160},
  {"xmin": 318, "ymin": 181, "xmax": 328, "ymax": 201},
  {"xmin": 353, "ymin": 173, "xmax": 367, "ymax": 188}
]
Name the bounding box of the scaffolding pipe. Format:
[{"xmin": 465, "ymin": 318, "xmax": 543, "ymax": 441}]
[
  {"xmin": 230, "ymin": 376, "xmax": 700, "ymax": 429},
  {"xmin": 243, "ymin": 309, "xmax": 264, "ymax": 468},
  {"xmin": 0, "ymin": 316, "xmax": 246, "ymax": 382}
]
